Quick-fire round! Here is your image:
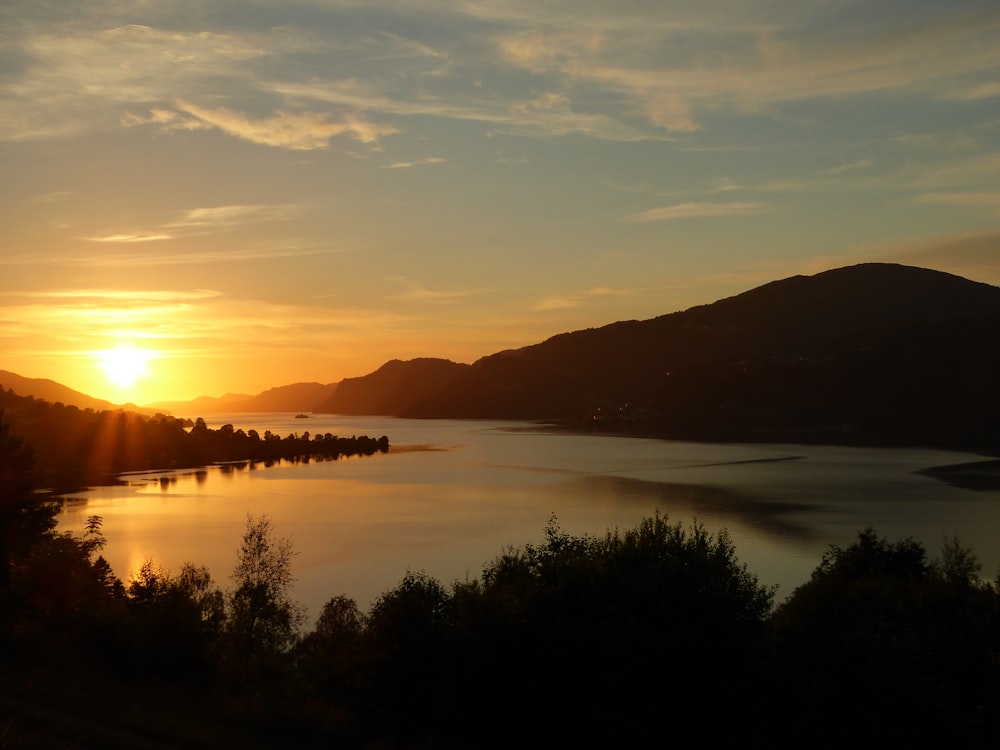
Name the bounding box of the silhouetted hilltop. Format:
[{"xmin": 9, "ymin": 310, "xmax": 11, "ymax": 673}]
[
  {"xmin": 246, "ymin": 381, "xmax": 337, "ymax": 412},
  {"xmin": 152, "ymin": 381, "xmax": 337, "ymax": 414},
  {"xmin": 319, "ymin": 264, "xmax": 1000, "ymax": 450},
  {"xmin": 0, "ymin": 370, "xmax": 157, "ymax": 415},
  {"xmin": 315, "ymin": 358, "xmax": 468, "ymax": 415}
]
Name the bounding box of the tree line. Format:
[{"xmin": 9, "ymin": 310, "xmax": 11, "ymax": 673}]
[
  {"xmin": 0, "ymin": 388, "xmax": 388, "ymax": 490},
  {"xmin": 1, "ymin": 414, "xmax": 999, "ymax": 747}
]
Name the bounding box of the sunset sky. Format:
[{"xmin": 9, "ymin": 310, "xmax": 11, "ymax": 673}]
[{"xmin": 2, "ymin": 1, "xmax": 999, "ymax": 405}]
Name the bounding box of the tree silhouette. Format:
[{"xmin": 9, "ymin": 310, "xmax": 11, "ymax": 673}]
[
  {"xmin": 770, "ymin": 528, "xmax": 1000, "ymax": 746},
  {"xmin": 225, "ymin": 514, "xmax": 304, "ymax": 690},
  {"xmin": 0, "ymin": 411, "xmax": 57, "ymax": 591}
]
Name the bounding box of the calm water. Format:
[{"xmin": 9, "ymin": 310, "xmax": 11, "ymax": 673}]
[{"xmin": 57, "ymin": 414, "xmax": 1000, "ymax": 622}]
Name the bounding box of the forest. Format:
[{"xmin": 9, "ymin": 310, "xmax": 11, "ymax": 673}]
[
  {"xmin": 1, "ymin": 411, "xmax": 999, "ymax": 748},
  {"xmin": 0, "ymin": 388, "xmax": 388, "ymax": 491}
]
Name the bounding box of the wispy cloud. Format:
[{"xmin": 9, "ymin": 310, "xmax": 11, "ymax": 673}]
[
  {"xmin": 23, "ymin": 289, "xmax": 222, "ymax": 302},
  {"xmin": 708, "ymin": 178, "xmax": 743, "ymax": 194},
  {"xmin": 896, "ymin": 153, "xmax": 1000, "ymax": 191},
  {"xmin": 383, "ymin": 157, "xmax": 446, "ymax": 169},
  {"xmin": 1, "ymin": 23, "xmax": 270, "ymax": 140},
  {"xmin": 388, "ymin": 280, "xmax": 481, "ymax": 304},
  {"xmin": 915, "ymin": 192, "xmax": 1000, "ymax": 212},
  {"xmin": 819, "ymin": 160, "xmax": 872, "ymax": 176},
  {"xmin": 4, "ymin": 4, "xmax": 999, "ymax": 149},
  {"xmin": 175, "ymin": 101, "xmax": 397, "ymax": 150},
  {"xmin": 121, "ymin": 108, "xmax": 210, "ymax": 133},
  {"xmin": 84, "ymin": 204, "xmax": 303, "ymax": 246},
  {"xmin": 65, "ymin": 246, "xmax": 330, "ymax": 268},
  {"xmin": 0, "ymin": 288, "xmax": 414, "ymax": 373},
  {"xmin": 168, "ymin": 204, "xmax": 301, "ymax": 229},
  {"xmin": 495, "ymin": 5, "xmax": 1000, "ymax": 134},
  {"xmin": 535, "ymin": 286, "xmax": 631, "ymax": 311},
  {"xmin": 86, "ymin": 233, "xmax": 174, "ymax": 243},
  {"xmin": 24, "ymin": 191, "xmax": 74, "ymax": 205},
  {"xmin": 625, "ymin": 202, "xmax": 770, "ymax": 222},
  {"xmin": 270, "ymin": 80, "xmax": 662, "ymax": 142},
  {"xmin": 939, "ymin": 81, "xmax": 1000, "ymax": 101}
]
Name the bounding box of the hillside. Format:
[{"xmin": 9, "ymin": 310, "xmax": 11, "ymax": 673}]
[
  {"xmin": 317, "ymin": 264, "xmax": 1000, "ymax": 450},
  {"xmin": 314, "ymin": 359, "xmax": 468, "ymax": 415},
  {"xmin": 0, "ymin": 370, "xmax": 158, "ymax": 414},
  {"xmin": 152, "ymin": 381, "xmax": 337, "ymax": 415}
]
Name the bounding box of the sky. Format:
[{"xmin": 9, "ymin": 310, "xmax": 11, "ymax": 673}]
[{"xmin": 2, "ymin": 0, "xmax": 999, "ymax": 405}]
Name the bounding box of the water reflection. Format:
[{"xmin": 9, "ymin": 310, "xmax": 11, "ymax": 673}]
[
  {"xmin": 555, "ymin": 474, "xmax": 823, "ymax": 542},
  {"xmin": 56, "ymin": 414, "xmax": 1000, "ymax": 621}
]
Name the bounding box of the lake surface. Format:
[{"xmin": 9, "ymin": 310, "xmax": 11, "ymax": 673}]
[{"xmin": 57, "ymin": 413, "xmax": 1000, "ymax": 623}]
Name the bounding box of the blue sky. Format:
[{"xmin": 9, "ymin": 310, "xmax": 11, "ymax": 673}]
[{"xmin": 2, "ymin": 0, "xmax": 998, "ymax": 402}]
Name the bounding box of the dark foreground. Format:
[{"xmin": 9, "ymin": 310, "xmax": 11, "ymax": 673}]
[
  {"xmin": 3, "ymin": 514, "xmax": 999, "ymax": 749},
  {"xmin": 2, "ymin": 409, "xmax": 1000, "ymax": 748}
]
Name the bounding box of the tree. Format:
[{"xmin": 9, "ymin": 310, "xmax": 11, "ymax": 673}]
[
  {"xmin": 226, "ymin": 514, "xmax": 304, "ymax": 686},
  {"xmin": 126, "ymin": 560, "xmax": 225, "ymax": 682},
  {"xmin": 361, "ymin": 571, "xmax": 454, "ymax": 739},
  {"xmin": 770, "ymin": 528, "xmax": 1000, "ymax": 745},
  {"xmin": 298, "ymin": 595, "xmax": 366, "ymax": 708},
  {"xmin": 0, "ymin": 412, "xmax": 57, "ymax": 590},
  {"xmin": 458, "ymin": 513, "xmax": 774, "ymax": 742}
]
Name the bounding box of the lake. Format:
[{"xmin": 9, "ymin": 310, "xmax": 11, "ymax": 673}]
[{"xmin": 56, "ymin": 413, "xmax": 1000, "ymax": 623}]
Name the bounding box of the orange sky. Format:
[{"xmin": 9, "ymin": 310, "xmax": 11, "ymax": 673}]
[{"xmin": 2, "ymin": 2, "xmax": 999, "ymax": 404}]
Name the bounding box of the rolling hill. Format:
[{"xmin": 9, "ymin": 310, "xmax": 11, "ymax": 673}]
[
  {"xmin": 0, "ymin": 370, "xmax": 157, "ymax": 414},
  {"xmin": 151, "ymin": 381, "xmax": 337, "ymax": 415}
]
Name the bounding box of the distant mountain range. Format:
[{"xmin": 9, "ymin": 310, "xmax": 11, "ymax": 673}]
[
  {"xmin": 149, "ymin": 382, "xmax": 338, "ymax": 415},
  {"xmin": 4, "ymin": 263, "xmax": 999, "ymax": 451}
]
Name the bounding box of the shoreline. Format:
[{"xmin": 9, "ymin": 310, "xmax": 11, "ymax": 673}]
[{"xmin": 917, "ymin": 459, "xmax": 1000, "ymax": 491}]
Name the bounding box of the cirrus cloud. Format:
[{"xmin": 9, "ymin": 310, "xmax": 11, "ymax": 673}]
[
  {"xmin": 173, "ymin": 100, "xmax": 398, "ymax": 150},
  {"xmin": 626, "ymin": 201, "xmax": 770, "ymax": 222}
]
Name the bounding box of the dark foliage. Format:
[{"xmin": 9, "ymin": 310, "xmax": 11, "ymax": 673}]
[
  {"xmin": 124, "ymin": 560, "xmax": 226, "ymax": 683},
  {"xmin": 223, "ymin": 514, "xmax": 305, "ymax": 696},
  {"xmin": 0, "ymin": 411, "xmax": 57, "ymax": 591},
  {"xmin": 0, "ymin": 387, "xmax": 389, "ymax": 490},
  {"xmin": 769, "ymin": 529, "xmax": 1000, "ymax": 748},
  {"xmin": 308, "ymin": 514, "xmax": 775, "ymax": 747}
]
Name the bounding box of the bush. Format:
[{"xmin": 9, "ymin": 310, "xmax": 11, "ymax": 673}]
[{"xmin": 770, "ymin": 528, "xmax": 1000, "ymax": 747}]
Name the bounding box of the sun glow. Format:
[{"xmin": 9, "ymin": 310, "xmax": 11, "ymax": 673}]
[{"xmin": 98, "ymin": 346, "xmax": 153, "ymax": 388}]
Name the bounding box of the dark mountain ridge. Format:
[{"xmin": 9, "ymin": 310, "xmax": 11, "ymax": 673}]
[
  {"xmin": 316, "ymin": 264, "xmax": 1000, "ymax": 451},
  {"xmin": 314, "ymin": 358, "xmax": 468, "ymax": 415}
]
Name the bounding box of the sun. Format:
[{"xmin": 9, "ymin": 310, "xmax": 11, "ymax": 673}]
[{"xmin": 99, "ymin": 346, "xmax": 152, "ymax": 388}]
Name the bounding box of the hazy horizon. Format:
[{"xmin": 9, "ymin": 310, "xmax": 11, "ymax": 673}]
[{"xmin": 3, "ymin": 1, "xmax": 999, "ymax": 404}]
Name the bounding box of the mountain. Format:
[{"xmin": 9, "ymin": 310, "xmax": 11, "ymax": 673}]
[
  {"xmin": 0, "ymin": 370, "xmax": 158, "ymax": 414},
  {"xmin": 316, "ymin": 264, "xmax": 1000, "ymax": 450},
  {"xmin": 240, "ymin": 381, "xmax": 338, "ymax": 412},
  {"xmin": 149, "ymin": 392, "xmax": 254, "ymax": 415},
  {"xmin": 314, "ymin": 359, "xmax": 467, "ymax": 415},
  {"xmin": 152, "ymin": 382, "xmax": 338, "ymax": 415}
]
